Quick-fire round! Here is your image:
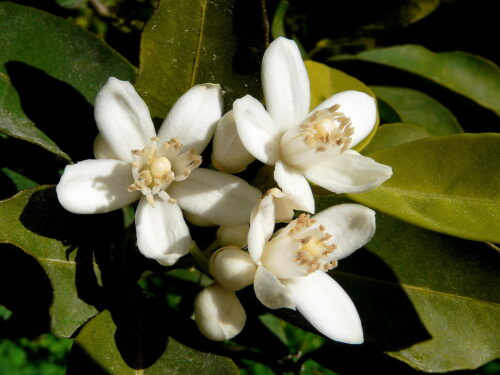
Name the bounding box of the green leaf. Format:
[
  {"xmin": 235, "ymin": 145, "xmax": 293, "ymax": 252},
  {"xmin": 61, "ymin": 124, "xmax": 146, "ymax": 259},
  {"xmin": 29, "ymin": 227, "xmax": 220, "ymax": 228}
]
[
  {"xmin": 0, "ymin": 2, "xmax": 136, "ymax": 159},
  {"xmin": 361, "ymin": 123, "xmax": 431, "ymax": 155},
  {"xmin": 271, "ymin": 0, "xmax": 289, "ymax": 39},
  {"xmin": 333, "ymin": 45, "xmax": 500, "ymax": 115},
  {"xmin": 371, "ymin": 86, "xmax": 463, "ymax": 135},
  {"xmin": 305, "ymin": 60, "xmax": 377, "ymax": 151},
  {"xmin": 69, "ymin": 310, "xmax": 239, "ymax": 374},
  {"xmin": 0, "ymin": 186, "xmax": 105, "ymax": 337},
  {"xmin": 1, "ymin": 167, "xmax": 38, "ymax": 191},
  {"xmin": 135, "ymin": 0, "xmax": 267, "ymax": 119},
  {"xmin": 0, "ymin": 74, "xmax": 70, "ymax": 160},
  {"xmin": 348, "ymin": 133, "xmax": 500, "ymax": 242}
]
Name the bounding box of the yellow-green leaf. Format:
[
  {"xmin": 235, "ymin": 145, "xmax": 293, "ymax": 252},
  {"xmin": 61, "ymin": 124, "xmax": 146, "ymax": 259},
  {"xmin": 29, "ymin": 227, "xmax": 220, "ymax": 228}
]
[
  {"xmin": 371, "ymin": 86, "xmax": 463, "ymax": 135},
  {"xmin": 349, "ymin": 133, "xmax": 500, "ymax": 242},
  {"xmin": 0, "ymin": 186, "xmax": 111, "ymax": 337},
  {"xmin": 334, "ymin": 45, "xmax": 500, "ymax": 115},
  {"xmin": 361, "ymin": 123, "xmax": 431, "ymax": 155},
  {"xmin": 68, "ymin": 310, "xmax": 239, "ymax": 374}
]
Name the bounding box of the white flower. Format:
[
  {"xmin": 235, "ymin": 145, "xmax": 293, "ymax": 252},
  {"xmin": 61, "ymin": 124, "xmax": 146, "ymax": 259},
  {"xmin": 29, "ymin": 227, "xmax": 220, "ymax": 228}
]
[
  {"xmin": 247, "ymin": 190, "xmax": 376, "ymax": 344},
  {"xmin": 57, "ymin": 77, "xmax": 261, "ymax": 266},
  {"xmin": 231, "ymin": 37, "xmax": 392, "ymax": 213}
]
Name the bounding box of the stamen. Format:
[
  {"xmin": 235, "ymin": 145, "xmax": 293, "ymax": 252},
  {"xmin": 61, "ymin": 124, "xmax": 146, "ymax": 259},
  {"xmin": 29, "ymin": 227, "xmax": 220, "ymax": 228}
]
[
  {"xmin": 300, "ymin": 104, "xmax": 354, "ymax": 152},
  {"xmin": 129, "ymin": 137, "xmax": 202, "ymax": 206}
]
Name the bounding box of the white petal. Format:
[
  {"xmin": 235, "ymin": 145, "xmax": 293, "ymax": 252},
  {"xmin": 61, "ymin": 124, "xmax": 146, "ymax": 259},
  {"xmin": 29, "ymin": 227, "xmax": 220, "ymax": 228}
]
[
  {"xmin": 304, "ymin": 151, "xmax": 392, "ymax": 194},
  {"xmin": 158, "ymin": 84, "xmax": 223, "ymax": 154},
  {"xmin": 194, "ymin": 285, "xmax": 246, "ymax": 341},
  {"xmin": 135, "ymin": 196, "xmax": 192, "ymax": 266},
  {"xmin": 262, "ymin": 37, "xmax": 310, "ymax": 130},
  {"xmin": 274, "ymin": 160, "xmax": 314, "ymax": 213},
  {"xmin": 93, "ymin": 134, "xmax": 120, "ymax": 160},
  {"xmin": 57, "ymin": 159, "xmax": 139, "ymax": 214},
  {"xmin": 311, "ymin": 90, "xmax": 377, "ymax": 147},
  {"xmin": 254, "ymin": 265, "xmax": 295, "ymax": 309},
  {"xmin": 312, "ymin": 204, "xmax": 376, "ymax": 260},
  {"xmin": 94, "ymin": 77, "xmax": 155, "ymax": 162},
  {"xmin": 217, "ymin": 224, "xmax": 249, "ymax": 248},
  {"xmin": 248, "ymin": 193, "xmax": 276, "ymax": 262},
  {"xmin": 233, "ymin": 95, "xmax": 282, "ymax": 165},
  {"xmin": 283, "ymin": 272, "xmax": 363, "ymax": 344},
  {"xmin": 168, "ymin": 168, "xmax": 261, "ymax": 226},
  {"xmin": 212, "ymin": 110, "xmax": 255, "ymax": 173}
]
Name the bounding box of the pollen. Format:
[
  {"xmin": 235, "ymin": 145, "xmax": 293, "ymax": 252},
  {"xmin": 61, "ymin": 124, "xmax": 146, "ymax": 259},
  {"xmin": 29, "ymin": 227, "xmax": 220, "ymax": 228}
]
[
  {"xmin": 300, "ymin": 104, "xmax": 353, "ymax": 152},
  {"xmin": 289, "ymin": 214, "xmax": 338, "ymax": 274},
  {"xmin": 128, "ymin": 137, "xmax": 202, "ymax": 206}
]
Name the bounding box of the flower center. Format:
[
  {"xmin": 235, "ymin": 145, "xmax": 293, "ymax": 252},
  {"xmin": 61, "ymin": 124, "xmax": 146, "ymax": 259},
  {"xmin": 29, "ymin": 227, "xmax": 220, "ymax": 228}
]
[
  {"xmin": 289, "ymin": 214, "xmax": 338, "ymax": 274},
  {"xmin": 128, "ymin": 137, "xmax": 202, "ymax": 206},
  {"xmin": 300, "ymin": 104, "xmax": 353, "ymax": 152}
]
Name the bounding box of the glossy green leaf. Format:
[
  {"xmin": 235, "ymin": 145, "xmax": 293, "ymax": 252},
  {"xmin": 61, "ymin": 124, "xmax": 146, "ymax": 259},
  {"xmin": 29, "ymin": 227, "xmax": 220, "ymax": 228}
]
[
  {"xmin": 305, "ymin": 60, "xmax": 378, "ymax": 151},
  {"xmin": 348, "ymin": 133, "xmax": 500, "ymax": 242},
  {"xmin": 0, "ymin": 2, "xmax": 136, "ymax": 159},
  {"xmin": 361, "ymin": 123, "xmax": 431, "ymax": 155},
  {"xmin": 371, "ymin": 86, "xmax": 463, "ymax": 135},
  {"xmin": 135, "ymin": 0, "xmax": 266, "ymax": 119},
  {"xmin": 0, "ymin": 74, "xmax": 70, "ymax": 160},
  {"xmin": 69, "ymin": 310, "xmax": 239, "ymax": 374},
  {"xmin": 334, "ymin": 45, "xmax": 500, "ymax": 115},
  {"xmin": 1, "ymin": 167, "xmax": 38, "ymax": 190},
  {"xmin": 0, "ymin": 186, "xmax": 105, "ymax": 337},
  {"xmin": 271, "ymin": 0, "xmax": 289, "ymax": 39},
  {"xmin": 317, "ymin": 204, "xmax": 500, "ymax": 372}
]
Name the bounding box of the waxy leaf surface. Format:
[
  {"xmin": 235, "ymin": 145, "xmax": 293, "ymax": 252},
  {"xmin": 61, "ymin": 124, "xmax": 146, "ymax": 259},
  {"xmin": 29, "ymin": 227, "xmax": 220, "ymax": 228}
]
[
  {"xmin": 349, "ymin": 133, "xmax": 500, "ymax": 242},
  {"xmin": 135, "ymin": 0, "xmax": 266, "ymax": 119},
  {"xmin": 0, "ymin": 2, "xmax": 136, "ymax": 159},
  {"xmin": 371, "ymin": 86, "xmax": 463, "ymax": 135},
  {"xmin": 335, "ymin": 45, "xmax": 500, "ymax": 115}
]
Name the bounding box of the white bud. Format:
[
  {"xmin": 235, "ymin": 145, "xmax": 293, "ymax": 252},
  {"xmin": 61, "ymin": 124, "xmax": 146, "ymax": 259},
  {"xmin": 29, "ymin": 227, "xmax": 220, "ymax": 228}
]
[
  {"xmin": 209, "ymin": 246, "xmax": 256, "ymax": 291},
  {"xmin": 216, "ymin": 224, "xmax": 249, "ymax": 248},
  {"xmin": 194, "ymin": 284, "xmax": 246, "ymax": 341},
  {"xmin": 211, "ymin": 111, "xmax": 255, "ymax": 173},
  {"xmin": 183, "ymin": 211, "xmax": 215, "ymax": 227}
]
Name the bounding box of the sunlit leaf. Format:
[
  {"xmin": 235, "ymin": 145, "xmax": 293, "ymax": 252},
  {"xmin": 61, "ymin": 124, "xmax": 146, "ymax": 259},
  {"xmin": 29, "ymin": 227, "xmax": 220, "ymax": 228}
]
[
  {"xmin": 371, "ymin": 86, "xmax": 463, "ymax": 135},
  {"xmin": 361, "ymin": 123, "xmax": 430, "ymax": 155},
  {"xmin": 68, "ymin": 310, "xmax": 239, "ymax": 374},
  {"xmin": 333, "ymin": 45, "xmax": 500, "ymax": 115},
  {"xmin": 0, "ymin": 186, "xmax": 112, "ymax": 337},
  {"xmin": 0, "ymin": 2, "xmax": 136, "ymax": 159},
  {"xmin": 347, "ymin": 133, "xmax": 500, "ymax": 242},
  {"xmin": 305, "ymin": 60, "xmax": 377, "ymax": 151},
  {"xmin": 1, "ymin": 167, "xmax": 38, "ymax": 191},
  {"xmin": 135, "ymin": 0, "xmax": 266, "ymax": 119}
]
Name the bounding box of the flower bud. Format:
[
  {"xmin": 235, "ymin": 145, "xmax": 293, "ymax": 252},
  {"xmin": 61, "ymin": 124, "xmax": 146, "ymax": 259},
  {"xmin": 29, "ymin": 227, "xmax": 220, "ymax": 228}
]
[
  {"xmin": 216, "ymin": 224, "xmax": 249, "ymax": 248},
  {"xmin": 209, "ymin": 246, "xmax": 256, "ymax": 291},
  {"xmin": 194, "ymin": 284, "xmax": 246, "ymax": 341},
  {"xmin": 212, "ymin": 111, "xmax": 255, "ymax": 173}
]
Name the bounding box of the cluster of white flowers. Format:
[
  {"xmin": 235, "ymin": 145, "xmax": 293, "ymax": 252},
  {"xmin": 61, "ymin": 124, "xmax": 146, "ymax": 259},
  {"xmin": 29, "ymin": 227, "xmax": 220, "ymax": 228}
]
[{"xmin": 56, "ymin": 38, "xmax": 392, "ymax": 344}]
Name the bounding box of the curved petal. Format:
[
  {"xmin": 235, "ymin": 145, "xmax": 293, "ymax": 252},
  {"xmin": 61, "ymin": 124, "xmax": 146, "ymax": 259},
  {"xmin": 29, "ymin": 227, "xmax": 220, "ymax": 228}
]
[
  {"xmin": 312, "ymin": 204, "xmax": 376, "ymax": 260},
  {"xmin": 212, "ymin": 110, "xmax": 255, "ymax": 173},
  {"xmin": 158, "ymin": 83, "xmax": 223, "ymax": 154},
  {"xmin": 262, "ymin": 37, "xmax": 310, "ymax": 130},
  {"xmin": 274, "ymin": 160, "xmax": 314, "ymax": 213},
  {"xmin": 94, "ymin": 77, "xmax": 155, "ymax": 162},
  {"xmin": 311, "ymin": 90, "xmax": 377, "ymax": 148},
  {"xmin": 254, "ymin": 266, "xmax": 295, "ymax": 309},
  {"xmin": 283, "ymin": 272, "xmax": 363, "ymax": 344},
  {"xmin": 57, "ymin": 159, "xmax": 139, "ymax": 214},
  {"xmin": 194, "ymin": 285, "xmax": 246, "ymax": 341},
  {"xmin": 93, "ymin": 134, "xmax": 120, "ymax": 160},
  {"xmin": 304, "ymin": 151, "xmax": 392, "ymax": 194},
  {"xmin": 233, "ymin": 95, "xmax": 282, "ymax": 165},
  {"xmin": 135, "ymin": 196, "xmax": 192, "ymax": 266},
  {"xmin": 168, "ymin": 168, "xmax": 261, "ymax": 226},
  {"xmin": 248, "ymin": 193, "xmax": 276, "ymax": 262}
]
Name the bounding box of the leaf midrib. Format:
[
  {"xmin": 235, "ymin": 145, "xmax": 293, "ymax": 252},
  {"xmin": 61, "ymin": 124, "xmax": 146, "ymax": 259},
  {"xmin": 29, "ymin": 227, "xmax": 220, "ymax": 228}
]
[{"xmin": 190, "ymin": 0, "xmax": 207, "ymax": 87}]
